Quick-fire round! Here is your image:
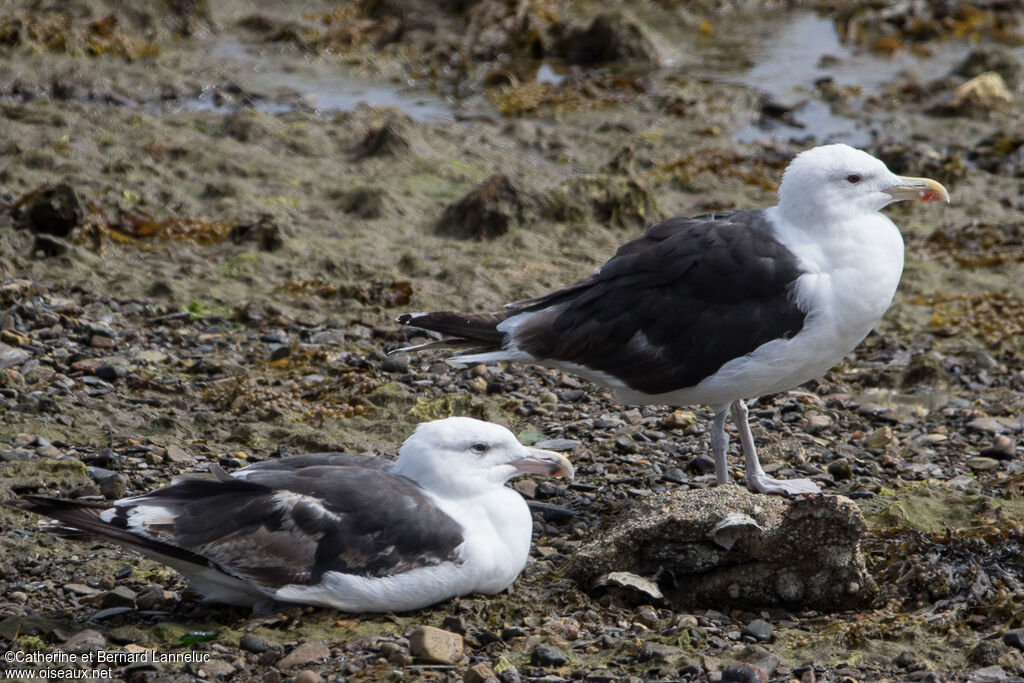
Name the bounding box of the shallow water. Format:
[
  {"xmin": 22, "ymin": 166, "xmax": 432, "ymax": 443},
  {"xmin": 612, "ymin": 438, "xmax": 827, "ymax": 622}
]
[
  {"xmin": 172, "ymin": 35, "xmax": 456, "ymax": 122},
  {"xmin": 727, "ymin": 12, "xmax": 972, "ymax": 145},
  {"xmin": 158, "ymin": 13, "xmax": 978, "ymax": 146}
]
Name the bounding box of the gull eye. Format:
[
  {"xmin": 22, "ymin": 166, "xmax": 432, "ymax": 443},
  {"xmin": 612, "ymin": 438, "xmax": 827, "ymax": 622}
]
[
  {"xmin": 846, "ymin": 174, "xmax": 862, "ymax": 184},
  {"xmin": 470, "ymin": 442, "xmax": 489, "ymax": 454}
]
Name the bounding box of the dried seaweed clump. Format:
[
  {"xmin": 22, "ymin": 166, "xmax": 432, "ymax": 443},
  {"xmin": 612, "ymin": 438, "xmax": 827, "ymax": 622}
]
[
  {"xmin": 970, "ymin": 134, "xmax": 1024, "ymax": 177},
  {"xmin": 276, "ymin": 278, "xmax": 413, "ymax": 307},
  {"xmin": 654, "ymin": 149, "xmax": 789, "ymax": 194},
  {"xmin": 825, "ymin": 0, "xmax": 1024, "ymax": 51},
  {"xmin": 0, "ymin": 11, "xmax": 159, "ymax": 59},
  {"xmin": 914, "ymin": 292, "xmax": 1024, "ymax": 349},
  {"xmin": 101, "ymin": 211, "xmax": 233, "ymax": 245},
  {"xmin": 926, "ymin": 221, "xmax": 1024, "ymax": 268},
  {"xmin": 202, "ymin": 375, "xmax": 375, "ymax": 421},
  {"xmin": 302, "ymin": 3, "xmax": 403, "ymax": 52},
  {"xmin": 870, "ymin": 141, "xmax": 968, "ymax": 189},
  {"xmin": 866, "ymin": 522, "xmax": 1024, "ymax": 621},
  {"xmin": 488, "ymin": 72, "xmax": 646, "ymax": 117}
]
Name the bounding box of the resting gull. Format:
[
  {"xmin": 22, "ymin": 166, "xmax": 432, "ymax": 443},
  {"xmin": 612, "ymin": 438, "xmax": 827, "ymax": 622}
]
[
  {"xmin": 396, "ymin": 144, "xmax": 949, "ymax": 496},
  {"xmin": 9, "ymin": 417, "xmax": 573, "ymax": 612}
]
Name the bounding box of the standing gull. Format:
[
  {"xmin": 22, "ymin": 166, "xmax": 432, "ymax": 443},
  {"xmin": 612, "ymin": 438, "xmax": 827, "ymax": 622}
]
[
  {"xmin": 9, "ymin": 417, "xmax": 573, "ymax": 612},
  {"xmin": 397, "ymin": 144, "xmax": 949, "ymax": 496}
]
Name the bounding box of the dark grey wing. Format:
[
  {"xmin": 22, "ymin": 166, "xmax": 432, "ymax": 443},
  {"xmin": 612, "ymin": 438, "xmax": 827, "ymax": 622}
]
[
  {"xmin": 22, "ymin": 468, "xmax": 465, "ymax": 592},
  {"xmin": 511, "ymin": 210, "xmax": 807, "ymax": 394},
  {"xmin": 232, "ymin": 453, "xmax": 392, "ymax": 479}
]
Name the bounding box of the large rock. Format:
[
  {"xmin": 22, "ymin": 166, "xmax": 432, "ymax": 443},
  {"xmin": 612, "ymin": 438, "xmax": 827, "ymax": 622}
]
[
  {"xmin": 567, "ymin": 485, "xmax": 874, "ymax": 610},
  {"xmin": 436, "ymin": 173, "xmax": 534, "ymax": 240}
]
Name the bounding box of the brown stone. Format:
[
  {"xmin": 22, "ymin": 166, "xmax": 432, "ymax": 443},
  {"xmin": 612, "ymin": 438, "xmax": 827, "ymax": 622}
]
[
  {"xmin": 276, "ymin": 642, "xmax": 329, "ymax": 669},
  {"xmin": 408, "ymin": 625, "xmax": 463, "ymax": 664},
  {"xmin": 165, "ymin": 444, "xmax": 192, "ymax": 464},
  {"xmin": 464, "ymin": 662, "xmax": 498, "ymax": 683},
  {"xmin": 90, "ymin": 335, "xmax": 116, "ymax": 349}
]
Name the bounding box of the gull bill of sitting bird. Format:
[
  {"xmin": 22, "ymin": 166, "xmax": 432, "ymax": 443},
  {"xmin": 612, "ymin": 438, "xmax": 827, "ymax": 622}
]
[
  {"xmin": 8, "ymin": 417, "xmax": 573, "ymax": 612},
  {"xmin": 396, "ymin": 144, "xmax": 949, "ymax": 496}
]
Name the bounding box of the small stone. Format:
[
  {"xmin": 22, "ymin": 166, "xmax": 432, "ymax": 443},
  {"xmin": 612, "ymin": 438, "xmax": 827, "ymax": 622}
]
[
  {"xmin": 741, "ymin": 619, "xmax": 773, "ymax": 643},
  {"xmin": 1003, "ymin": 628, "xmax": 1024, "ymax": 651},
  {"xmin": 804, "ymin": 413, "xmax": 832, "ymax": 433},
  {"xmin": 663, "ymin": 467, "xmax": 687, "ymax": 484},
  {"xmin": 64, "ymin": 583, "xmax": 100, "ymax": 597},
  {"xmin": 468, "ymin": 376, "xmax": 488, "ymax": 394},
  {"xmin": 442, "ymin": 614, "xmax": 468, "ymax": 635},
  {"xmin": 967, "ymin": 457, "xmax": 1001, "ymax": 473},
  {"xmin": 240, "ymin": 634, "xmax": 272, "ymax": 653},
  {"xmin": 742, "ymin": 647, "xmax": 780, "ymax": 676},
  {"xmin": 60, "ymin": 629, "xmax": 106, "ymax": 655},
  {"xmin": 24, "ymin": 183, "xmax": 82, "ymax": 236},
  {"xmin": 967, "ymin": 417, "xmax": 1008, "ymax": 434},
  {"xmin": 408, "ymin": 626, "xmax": 463, "ymax": 664},
  {"xmin": 542, "ymin": 617, "xmax": 580, "ymax": 640},
  {"xmin": 100, "ymin": 474, "xmax": 129, "ymax": 500},
  {"xmin": 0, "ymin": 342, "xmax": 30, "ymax": 369},
  {"xmin": 982, "ymin": 435, "xmax": 1015, "ymax": 460},
  {"xmin": 533, "ymin": 439, "xmax": 581, "ymax": 451},
  {"xmin": 634, "ymin": 607, "xmax": 660, "ymax": 629},
  {"xmin": 291, "ymin": 671, "xmax": 324, "ymax": 683},
  {"xmin": 638, "ymin": 641, "xmax": 685, "ymax": 665},
  {"xmin": 276, "ymin": 642, "xmax": 330, "ymax": 669},
  {"xmin": 689, "ymin": 454, "xmax": 716, "ymax": 474},
  {"xmin": 464, "ymin": 662, "xmax": 499, "ymax": 683},
  {"xmin": 496, "ymin": 665, "xmax": 521, "ymax": 683},
  {"xmin": 663, "ymin": 410, "xmax": 697, "ymax": 429},
  {"xmin": 381, "ymin": 353, "xmax": 409, "ymax": 373},
  {"xmin": 530, "ymin": 645, "xmax": 569, "ymax": 667},
  {"xmin": 199, "ymin": 660, "xmax": 236, "ymax": 679},
  {"xmin": 968, "ymin": 665, "xmax": 1008, "ymax": 682},
  {"xmin": 827, "ymin": 460, "xmax": 853, "ymax": 481},
  {"xmin": 90, "ymin": 335, "xmax": 116, "ymax": 349},
  {"xmin": 135, "ymin": 586, "xmax": 170, "ymax": 610},
  {"xmin": 513, "ymin": 479, "xmax": 538, "ymax": 498},
  {"xmin": 165, "ymin": 444, "xmax": 192, "ymax": 464},
  {"xmin": 953, "ymin": 72, "xmax": 1014, "ymax": 108},
  {"xmin": 721, "ymin": 662, "xmax": 767, "ymax": 683},
  {"xmin": 94, "ymin": 365, "xmax": 124, "ymax": 382},
  {"xmin": 10, "ymin": 591, "xmax": 27, "ymax": 603},
  {"xmin": 101, "ymin": 586, "xmax": 136, "ymax": 609},
  {"xmin": 864, "ymin": 426, "xmax": 893, "ymax": 449}
]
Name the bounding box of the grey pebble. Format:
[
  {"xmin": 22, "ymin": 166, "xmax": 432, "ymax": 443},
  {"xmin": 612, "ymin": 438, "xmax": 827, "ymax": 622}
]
[
  {"xmin": 101, "ymin": 586, "xmax": 137, "ymax": 609},
  {"xmin": 530, "ymin": 645, "xmax": 568, "ymax": 667},
  {"xmin": 533, "ymin": 439, "xmax": 581, "ymax": 451}
]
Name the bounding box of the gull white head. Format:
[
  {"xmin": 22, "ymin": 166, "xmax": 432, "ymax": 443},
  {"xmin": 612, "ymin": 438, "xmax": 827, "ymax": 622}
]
[
  {"xmin": 777, "ymin": 143, "xmax": 949, "ymax": 227},
  {"xmin": 393, "ymin": 417, "xmax": 573, "ymax": 497}
]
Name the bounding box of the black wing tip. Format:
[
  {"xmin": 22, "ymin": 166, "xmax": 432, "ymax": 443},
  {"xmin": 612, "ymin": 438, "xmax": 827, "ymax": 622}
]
[{"xmin": 5, "ymin": 495, "xmax": 109, "ymax": 512}]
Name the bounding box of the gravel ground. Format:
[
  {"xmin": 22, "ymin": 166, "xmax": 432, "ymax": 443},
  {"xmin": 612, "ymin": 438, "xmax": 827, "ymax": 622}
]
[{"xmin": 2, "ymin": 1, "xmax": 1024, "ymax": 681}]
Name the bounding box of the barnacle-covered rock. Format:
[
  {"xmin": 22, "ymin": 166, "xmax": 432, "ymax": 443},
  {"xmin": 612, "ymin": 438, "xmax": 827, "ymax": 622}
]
[{"xmin": 568, "ymin": 485, "xmax": 874, "ymax": 610}]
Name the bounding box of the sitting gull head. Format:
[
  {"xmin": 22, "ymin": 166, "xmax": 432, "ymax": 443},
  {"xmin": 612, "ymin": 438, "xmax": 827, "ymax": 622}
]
[
  {"xmin": 393, "ymin": 416, "xmax": 574, "ymax": 497},
  {"xmin": 778, "ymin": 143, "xmax": 950, "ymax": 226}
]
